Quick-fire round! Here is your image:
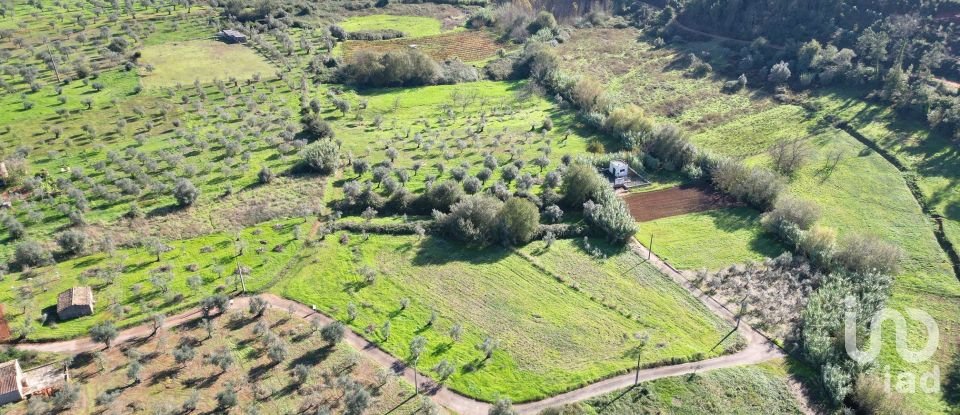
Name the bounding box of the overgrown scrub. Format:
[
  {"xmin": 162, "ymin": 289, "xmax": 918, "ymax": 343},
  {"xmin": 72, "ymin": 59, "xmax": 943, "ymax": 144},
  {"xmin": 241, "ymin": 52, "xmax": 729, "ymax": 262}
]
[
  {"xmin": 694, "ymin": 253, "xmax": 823, "ymax": 338},
  {"xmin": 800, "ymin": 269, "xmax": 892, "ymax": 404},
  {"xmin": 709, "ymin": 157, "xmax": 783, "ymax": 210},
  {"xmin": 434, "ymin": 195, "xmax": 542, "ymax": 247},
  {"xmin": 339, "ymin": 49, "xmax": 442, "ymax": 87}
]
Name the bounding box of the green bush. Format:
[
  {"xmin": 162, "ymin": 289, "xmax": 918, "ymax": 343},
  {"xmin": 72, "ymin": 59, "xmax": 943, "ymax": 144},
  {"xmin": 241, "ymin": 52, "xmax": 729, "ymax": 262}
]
[
  {"xmin": 13, "ymin": 239, "xmax": 53, "ymax": 268},
  {"xmin": 583, "ymin": 188, "xmax": 636, "ymax": 243},
  {"xmin": 709, "ymin": 157, "xmax": 783, "ymax": 210},
  {"xmin": 498, "ymin": 197, "xmax": 540, "ymax": 245},
  {"xmin": 561, "ymin": 163, "xmax": 604, "ymax": 207},
  {"xmin": 173, "ymin": 179, "xmax": 199, "ymax": 207},
  {"xmin": 299, "ymin": 140, "xmax": 340, "ymax": 175},
  {"xmin": 425, "ymin": 180, "xmax": 464, "ymax": 212},
  {"xmin": 435, "ymin": 195, "xmax": 503, "ymax": 247},
  {"xmin": 56, "ymin": 229, "xmax": 88, "ymax": 256},
  {"xmin": 761, "ymin": 195, "xmax": 821, "ymax": 231},
  {"xmin": 834, "ymin": 233, "xmax": 902, "ymax": 275},
  {"xmin": 339, "ymin": 49, "xmax": 442, "ymax": 87}
]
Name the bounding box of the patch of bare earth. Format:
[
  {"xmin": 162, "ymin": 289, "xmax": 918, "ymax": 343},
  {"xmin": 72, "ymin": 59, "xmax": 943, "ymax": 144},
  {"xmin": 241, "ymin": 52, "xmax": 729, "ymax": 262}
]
[{"xmin": 622, "ymin": 185, "xmax": 740, "ymax": 222}]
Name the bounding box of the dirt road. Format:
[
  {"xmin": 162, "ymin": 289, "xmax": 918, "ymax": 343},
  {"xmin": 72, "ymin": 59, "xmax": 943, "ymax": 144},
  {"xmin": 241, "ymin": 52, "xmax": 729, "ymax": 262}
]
[{"xmin": 12, "ymin": 240, "xmax": 786, "ymax": 415}]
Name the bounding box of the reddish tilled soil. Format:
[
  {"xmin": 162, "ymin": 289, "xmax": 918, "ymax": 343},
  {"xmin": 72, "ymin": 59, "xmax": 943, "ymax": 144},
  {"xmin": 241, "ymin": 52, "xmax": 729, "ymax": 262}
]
[
  {"xmin": 622, "ymin": 185, "xmax": 740, "ymax": 222},
  {"xmin": 0, "ymin": 305, "xmax": 10, "ymax": 341}
]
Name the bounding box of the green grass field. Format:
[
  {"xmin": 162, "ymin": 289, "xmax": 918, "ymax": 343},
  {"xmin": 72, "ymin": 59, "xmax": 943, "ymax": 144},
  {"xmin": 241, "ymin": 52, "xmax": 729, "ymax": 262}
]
[
  {"xmin": 139, "ymin": 40, "xmax": 278, "ymax": 88},
  {"xmin": 272, "ymin": 233, "xmax": 740, "ymax": 402},
  {"xmin": 0, "ymin": 219, "xmax": 308, "ymax": 340},
  {"xmin": 556, "ymin": 28, "xmax": 774, "ymax": 133},
  {"xmin": 338, "ymin": 14, "xmax": 449, "ymax": 38},
  {"xmin": 635, "ymin": 207, "xmax": 785, "ymax": 271},
  {"xmin": 324, "ymin": 80, "xmax": 603, "ymax": 192},
  {"xmin": 555, "ymin": 27, "xmax": 960, "ymax": 412},
  {"xmin": 580, "ymin": 359, "xmax": 803, "ymax": 414}
]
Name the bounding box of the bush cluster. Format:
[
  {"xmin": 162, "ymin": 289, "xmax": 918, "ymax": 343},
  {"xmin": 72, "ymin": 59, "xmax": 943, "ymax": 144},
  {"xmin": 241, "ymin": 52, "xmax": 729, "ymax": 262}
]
[
  {"xmin": 434, "ymin": 195, "xmax": 541, "ymax": 247},
  {"xmin": 339, "ymin": 49, "xmax": 480, "ymax": 88}
]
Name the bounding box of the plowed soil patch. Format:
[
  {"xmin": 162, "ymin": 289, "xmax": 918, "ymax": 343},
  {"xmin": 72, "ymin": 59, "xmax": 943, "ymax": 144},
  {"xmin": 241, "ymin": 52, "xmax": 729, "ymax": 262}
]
[
  {"xmin": 622, "ymin": 186, "xmax": 740, "ymax": 222},
  {"xmin": 0, "ymin": 305, "xmax": 10, "ymax": 341}
]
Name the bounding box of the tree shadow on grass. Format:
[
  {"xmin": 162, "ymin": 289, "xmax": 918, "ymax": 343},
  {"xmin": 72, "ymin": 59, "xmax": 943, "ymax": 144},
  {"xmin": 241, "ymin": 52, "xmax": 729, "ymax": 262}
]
[
  {"xmin": 181, "ymin": 373, "xmax": 220, "ymax": 390},
  {"xmin": 148, "ymin": 367, "xmax": 179, "ymax": 386},
  {"xmin": 286, "ymin": 345, "xmax": 334, "ymax": 370},
  {"xmin": 410, "ymin": 236, "xmax": 512, "ymax": 266},
  {"xmin": 945, "ymin": 353, "xmax": 960, "ymax": 406},
  {"xmin": 248, "ymin": 361, "xmax": 278, "ymax": 381},
  {"xmin": 429, "ymin": 342, "xmax": 453, "ymax": 357}
]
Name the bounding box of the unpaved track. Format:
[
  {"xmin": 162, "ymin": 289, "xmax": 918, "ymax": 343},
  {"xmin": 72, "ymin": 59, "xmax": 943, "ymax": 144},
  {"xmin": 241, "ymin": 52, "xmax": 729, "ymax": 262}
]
[{"xmin": 12, "ymin": 239, "xmax": 784, "ymax": 415}]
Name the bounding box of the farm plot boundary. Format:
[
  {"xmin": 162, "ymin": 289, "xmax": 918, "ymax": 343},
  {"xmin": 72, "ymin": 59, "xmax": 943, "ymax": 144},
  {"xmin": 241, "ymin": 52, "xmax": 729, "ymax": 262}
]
[{"xmin": 623, "ymin": 185, "xmax": 741, "ymax": 222}]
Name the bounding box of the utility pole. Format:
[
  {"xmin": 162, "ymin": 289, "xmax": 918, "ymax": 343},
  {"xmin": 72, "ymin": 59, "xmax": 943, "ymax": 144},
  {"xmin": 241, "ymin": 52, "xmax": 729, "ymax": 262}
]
[
  {"xmin": 413, "ymin": 358, "xmax": 419, "ymax": 395},
  {"xmin": 46, "ymin": 45, "xmax": 61, "ymax": 83},
  {"xmin": 634, "ymin": 350, "xmax": 642, "ymax": 385},
  {"xmin": 648, "ymin": 234, "xmax": 653, "ymax": 260},
  {"xmin": 236, "ymin": 260, "xmax": 246, "ymax": 294}
]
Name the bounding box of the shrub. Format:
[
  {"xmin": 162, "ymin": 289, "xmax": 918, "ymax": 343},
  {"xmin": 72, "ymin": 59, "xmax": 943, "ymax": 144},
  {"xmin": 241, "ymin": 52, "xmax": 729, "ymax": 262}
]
[
  {"xmin": 346, "ymin": 29, "xmax": 405, "ymax": 41},
  {"xmin": 484, "ymin": 56, "xmax": 520, "ymax": 81},
  {"xmin": 1, "ymin": 157, "xmax": 29, "ymax": 187},
  {"xmin": 646, "ymin": 124, "xmax": 696, "ymax": 171},
  {"xmin": 527, "ymin": 11, "xmax": 557, "ymax": 34},
  {"xmin": 463, "ymin": 176, "xmax": 482, "ymax": 194},
  {"xmin": 561, "ymin": 163, "xmax": 604, "ymax": 207},
  {"xmin": 583, "ymin": 188, "xmax": 636, "ymax": 243},
  {"xmin": 761, "ymin": 195, "xmax": 821, "ymax": 230},
  {"xmin": 439, "ymin": 59, "xmax": 480, "ymax": 84},
  {"xmin": 299, "ymin": 140, "xmax": 340, "ymax": 175},
  {"xmin": 425, "ymin": 180, "xmax": 464, "ymax": 212},
  {"xmin": 569, "ymin": 77, "xmax": 605, "ymax": 112},
  {"xmin": 604, "ymin": 105, "xmax": 653, "ymax": 149},
  {"xmin": 13, "ymin": 239, "xmax": 53, "ymax": 268},
  {"xmin": 498, "ymin": 197, "xmax": 539, "ymax": 245},
  {"xmin": 56, "ymin": 229, "xmax": 87, "ymax": 255},
  {"xmin": 257, "ymin": 166, "xmax": 275, "ymax": 184},
  {"xmin": 173, "ymin": 179, "xmax": 199, "ymax": 207},
  {"xmin": 834, "ymin": 233, "xmax": 902, "ymax": 274},
  {"xmin": 300, "ymin": 113, "xmax": 335, "ymax": 140},
  {"xmin": 768, "ymin": 138, "xmax": 810, "ymax": 175},
  {"xmin": 329, "ymin": 25, "xmax": 347, "ymax": 41},
  {"xmin": 710, "ymin": 157, "xmax": 783, "ymax": 210},
  {"xmin": 543, "ymin": 204, "xmax": 564, "ymax": 223},
  {"xmin": 3, "ymin": 216, "xmax": 25, "ymax": 240},
  {"xmin": 798, "ymin": 225, "xmax": 837, "ymax": 269},
  {"xmin": 436, "ymin": 195, "xmax": 503, "ymax": 247},
  {"xmin": 340, "ymin": 49, "xmax": 441, "ymax": 87},
  {"xmin": 768, "ymin": 61, "xmax": 792, "ymax": 85}
]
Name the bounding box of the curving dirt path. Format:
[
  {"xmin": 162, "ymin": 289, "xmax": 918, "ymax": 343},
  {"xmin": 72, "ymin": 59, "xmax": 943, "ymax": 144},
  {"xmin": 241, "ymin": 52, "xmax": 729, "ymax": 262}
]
[{"xmin": 12, "ymin": 239, "xmax": 786, "ymax": 415}]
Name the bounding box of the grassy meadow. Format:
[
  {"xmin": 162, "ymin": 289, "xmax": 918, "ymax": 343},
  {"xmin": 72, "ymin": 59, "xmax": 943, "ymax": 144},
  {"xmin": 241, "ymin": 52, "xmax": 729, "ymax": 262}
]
[
  {"xmin": 555, "ymin": 26, "xmax": 960, "ymax": 412},
  {"xmin": 139, "ymin": 40, "xmax": 277, "ymax": 88},
  {"xmin": 635, "ymin": 207, "xmax": 785, "ymax": 271},
  {"xmin": 581, "ymin": 359, "xmax": 804, "ymax": 414},
  {"xmin": 338, "ymin": 14, "xmax": 451, "ymax": 38},
  {"xmin": 272, "ymin": 233, "xmax": 741, "ymax": 402},
  {"xmin": 0, "ymin": 219, "xmax": 308, "ymax": 340}
]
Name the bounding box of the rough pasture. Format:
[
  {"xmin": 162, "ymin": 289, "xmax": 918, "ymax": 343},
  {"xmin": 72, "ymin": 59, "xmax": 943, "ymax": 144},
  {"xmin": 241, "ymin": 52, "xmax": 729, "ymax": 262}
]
[{"xmin": 342, "ymin": 30, "xmax": 505, "ymax": 63}]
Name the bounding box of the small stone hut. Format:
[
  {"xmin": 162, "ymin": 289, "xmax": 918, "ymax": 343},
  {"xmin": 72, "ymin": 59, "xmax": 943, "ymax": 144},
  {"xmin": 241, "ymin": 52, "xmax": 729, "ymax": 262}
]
[
  {"xmin": 220, "ymin": 29, "xmax": 247, "ymax": 43},
  {"xmin": 0, "ymin": 360, "xmax": 25, "ymax": 405},
  {"xmin": 56, "ymin": 286, "xmax": 95, "ymax": 321}
]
